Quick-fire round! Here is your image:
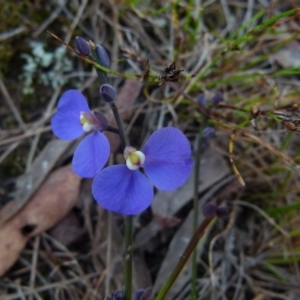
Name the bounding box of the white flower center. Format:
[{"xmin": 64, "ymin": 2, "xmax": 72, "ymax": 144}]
[
  {"xmin": 80, "ymin": 114, "xmax": 96, "ymax": 132},
  {"xmin": 126, "ymin": 151, "xmax": 145, "ymax": 170}
]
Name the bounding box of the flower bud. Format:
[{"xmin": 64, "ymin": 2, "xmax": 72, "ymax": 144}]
[
  {"xmin": 134, "ymin": 287, "xmax": 152, "ymax": 300},
  {"xmin": 96, "ymin": 45, "xmax": 110, "ymax": 68},
  {"xmin": 112, "ymin": 291, "xmax": 125, "ymax": 300},
  {"xmin": 211, "ymin": 92, "xmax": 223, "ymax": 106},
  {"xmin": 202, "ymin": 202, "xmax": 216, "ymax": 217},
  {"xmin": 197, "ymin": 93, "xmax": 206, "ymax": 108},
  {"xmin": 216, "ymin": 206, "xmax": 229, "ymax": 218},
  {"xmin": 203, "ymin": 126, "xmax": 215, "ymax": 140},
  {"xmin": 105, "ymin": 291, "xmax": 124, "ymax": 300},
  {"xmin": 100, "ymin": 84, "xmax": 116, "ymax": 103},
  {"xmin": 199, "ymin": 126, "xmax": 216, "ymax": 151},
  {"xmin": 75, "ymin": 36, "xmax": 91, "ymax": 56},
  {"xmin": 134, "ymin": 290, "xmax": 145, "ymax": 300}
]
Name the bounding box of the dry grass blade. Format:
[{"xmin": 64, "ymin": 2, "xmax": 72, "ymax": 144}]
[{"xmin": 229, "ymin": 131, "xmax": 246, "ymax": 186}]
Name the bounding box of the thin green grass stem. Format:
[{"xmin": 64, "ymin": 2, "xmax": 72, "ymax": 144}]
[
  {"xmin": 155, "ymin": 217, "xmax": 214, "ymax": 300},
  {"xmin": 190, "ymin": 119, "xmax": 207, "ymax": 299},
  {"xmin": 229, "ymin": 8, "xmax": 300, "ymax": 50}
]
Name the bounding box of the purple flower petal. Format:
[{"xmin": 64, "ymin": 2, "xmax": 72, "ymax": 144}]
[
  {"xmin": 51, "ymin": 90, "xmax": 90, "ymax": 140},
  {"xmin": 72, "ymin": 132, "xmax": 110, "ymax": 178},
  {"xmin": 142, "ymin": 127, "xmax": 193, "ymax": 191},
  {"xmin": 57, "ymin": 89, "xmax": 90, "ymax": 113},
  {"xmin": 92, "ymin": 165, "xmax": 154, "ymax": 215}
]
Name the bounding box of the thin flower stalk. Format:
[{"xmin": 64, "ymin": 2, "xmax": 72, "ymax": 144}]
[{"xmin": 106, "ymin": 99, "xmax": 133, "ymax": 300}]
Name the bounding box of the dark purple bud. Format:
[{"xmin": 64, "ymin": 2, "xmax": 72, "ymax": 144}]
[
  {"xmin": 203, "ymin": 126, "xmax": 215, "ymax": 140},
  {"xmin": 134, "ymin": 290, "xmax": 145, "ymax": 300},
  {"xmin": 216, "ymin": 206, "xmax": 229, "ymax": 218},
  {"xmin": 197, "ymin": 93, "xmax": 206, "ymax": 107},
  {"xmin": 134, "ymin": 288, "xmax": 152, "ymax": 300},
  {"xmin": 140, "ymin": 288, "xmax": 152, "ymax": 300},
  {"xmin": 211, "ymin": 92, "xmax": 223, "ymax": 106},
  {"xmin": 202, "ymin": 126, "xmax": 216, "ymax": 140},
  {"xmin": 100, "ymin": 84, "xmax": 116, "ymax": 103},
  {"xmin": 112, "ymin": 291, "xmax": 125, "ymax": 300},
  {"xmin": 202, "ymin": 202, "xmax": 216, "ymax": 217},
  {"xmin": 75, "ymin": 36, "xmax": 91, "ymax": 56},
  {"xmin": 200, "ymin": 126, "xmax": 215, "ymax": 151},
  {"xmin": 105, "ymin": 291, "xmax": 124, "ymax": 300},
  {"xmin": 96, "ymin": 45, "xmax": 110, "ymax": 68}
]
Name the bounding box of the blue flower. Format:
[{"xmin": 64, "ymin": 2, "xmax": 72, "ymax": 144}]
[
  {"xmin": 92, "ymin": 127, "xmax": 193, "ymax": 215},
  {"xmin": 51, "ymin": 90, "xmax": 110, "ymax": 178}
]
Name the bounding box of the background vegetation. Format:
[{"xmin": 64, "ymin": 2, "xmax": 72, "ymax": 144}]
[{"xmin": 1, "ymin": 0, "xmax": 300, "ymax": 299}]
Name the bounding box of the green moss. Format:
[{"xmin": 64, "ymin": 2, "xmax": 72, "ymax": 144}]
[
  {"xmin": 0, "ymin": 2, "xmax": 29, "ymax": 30},
  {"xmin": 0, "ymin": 1, "xmax": 63, "ymax": 73}
]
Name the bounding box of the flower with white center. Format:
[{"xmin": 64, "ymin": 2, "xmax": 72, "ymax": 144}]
[
  {"xmin": 92, "ymin": 127, "xmax": 193, "ymax": 215},
  {"xmin": 51, "ymin": 90, "xmax": 110, "ymax": 178}
]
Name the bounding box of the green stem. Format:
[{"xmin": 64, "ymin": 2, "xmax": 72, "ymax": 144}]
[
  {"xmin": 106, "ymin": 125, "xmax": 119, "ymax": 134},
  {"xmin": 191, "ymin": 119, "xmax": 207, "ymax": 299},
  {"xmin": 155, "ymin": 217, "xmax": 214, "ymax": 300},
  {"xmin": 108, "ymin": 101, "xmax": 132, "ymax": 300},
  {"xmin": 124, "ymin": 215, "xmax": 134, "ymax": 300},
  {"xmin": 110, "ymin": 102, "xmax": 128, "ymax": 148}
]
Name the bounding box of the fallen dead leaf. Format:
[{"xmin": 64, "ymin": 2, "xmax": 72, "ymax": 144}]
[
  {"xmin": 0, "ymin": 139, "xmax": 74, "ymax": 225},
  {"xmin": 48, "ymin": 210, "xmax": 85, "ymax": 247},
  {"xmin": 0, "ymin": 165, "xmax": 81, "ymax": 277}
]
